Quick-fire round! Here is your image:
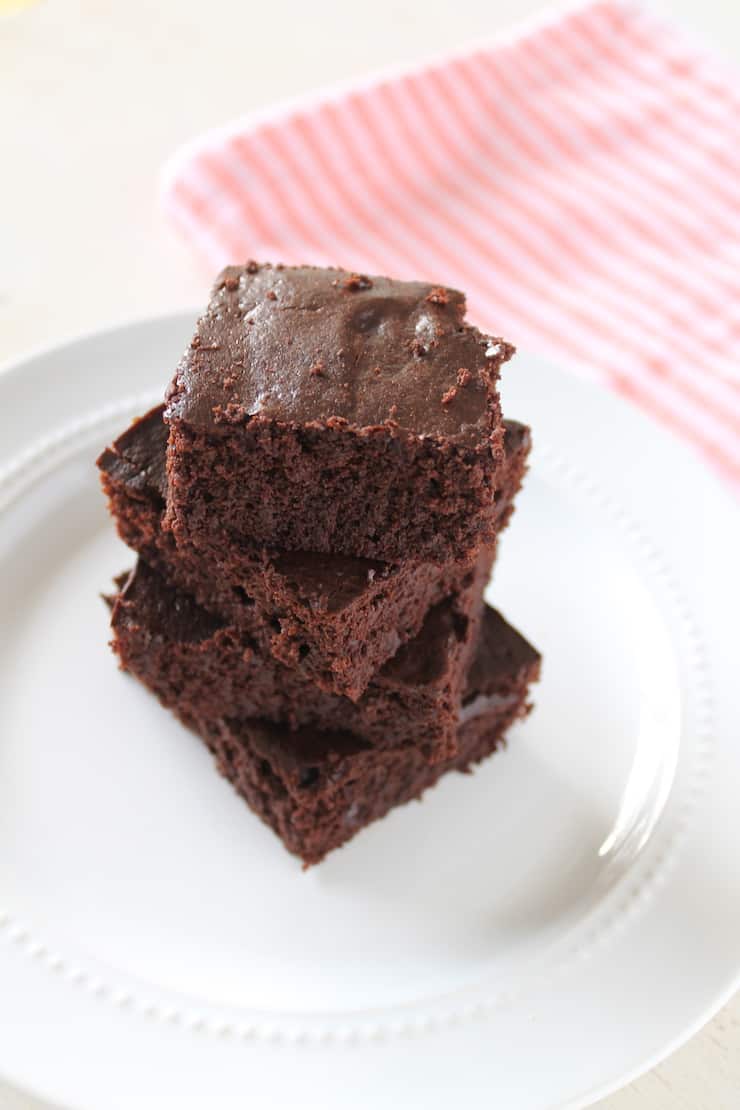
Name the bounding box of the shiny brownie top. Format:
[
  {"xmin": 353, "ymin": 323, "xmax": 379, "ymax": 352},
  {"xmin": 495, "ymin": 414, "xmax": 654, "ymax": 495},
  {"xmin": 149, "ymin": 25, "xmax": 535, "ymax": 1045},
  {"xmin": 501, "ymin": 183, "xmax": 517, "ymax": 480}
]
[{"xmin": 165, "ymin": 262, "xmax": 514, "ymax": 445}]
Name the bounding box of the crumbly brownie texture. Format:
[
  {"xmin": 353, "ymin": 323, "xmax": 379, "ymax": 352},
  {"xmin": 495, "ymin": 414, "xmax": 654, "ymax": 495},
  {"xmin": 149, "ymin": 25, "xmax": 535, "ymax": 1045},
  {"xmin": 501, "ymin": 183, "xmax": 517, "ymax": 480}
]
[
  {"xmin": 110, "ymin": 548, "xmax": 494, "ymax": 764},
  {"xmin": 189, "ymin": 606, "xmax": 541, "ymax": 865},
  {"xmin": 98, "ymin": 408, "xmax": 530, "ymax": 700},
  {"xmin": 164, "ymin": 263, "xmax": 515, "ymax": 563}
]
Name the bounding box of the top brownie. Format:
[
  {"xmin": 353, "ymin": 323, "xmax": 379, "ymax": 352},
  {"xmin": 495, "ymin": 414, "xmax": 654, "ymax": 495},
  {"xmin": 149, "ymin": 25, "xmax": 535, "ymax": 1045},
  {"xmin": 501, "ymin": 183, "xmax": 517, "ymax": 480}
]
[{"xmin": 164, "ymin": 263, "xmax": 515, "ymax": 564}]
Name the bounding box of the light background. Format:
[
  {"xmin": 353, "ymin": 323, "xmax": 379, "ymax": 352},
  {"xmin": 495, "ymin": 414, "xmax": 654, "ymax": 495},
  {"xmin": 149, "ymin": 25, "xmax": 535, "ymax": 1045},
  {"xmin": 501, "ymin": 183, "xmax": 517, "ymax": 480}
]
[{"xmin": 1, "ymin": 1, "xmax": 739, "ymax": 1106}]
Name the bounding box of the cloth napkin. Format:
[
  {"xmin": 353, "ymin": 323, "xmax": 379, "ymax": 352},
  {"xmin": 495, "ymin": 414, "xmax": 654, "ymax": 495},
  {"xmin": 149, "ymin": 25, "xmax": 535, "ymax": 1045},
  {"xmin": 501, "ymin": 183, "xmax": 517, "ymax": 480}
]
[{"xmin": 160, "ymin": 0, "xmax": 740, "ymax": 487}]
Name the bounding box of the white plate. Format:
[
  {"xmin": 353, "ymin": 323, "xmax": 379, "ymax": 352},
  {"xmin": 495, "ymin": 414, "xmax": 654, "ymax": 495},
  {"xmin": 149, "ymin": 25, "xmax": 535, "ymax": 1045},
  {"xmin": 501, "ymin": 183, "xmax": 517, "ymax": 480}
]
[{"xmin": 0, "ymin": 314, "xmax": 739, "ymax": 1110}]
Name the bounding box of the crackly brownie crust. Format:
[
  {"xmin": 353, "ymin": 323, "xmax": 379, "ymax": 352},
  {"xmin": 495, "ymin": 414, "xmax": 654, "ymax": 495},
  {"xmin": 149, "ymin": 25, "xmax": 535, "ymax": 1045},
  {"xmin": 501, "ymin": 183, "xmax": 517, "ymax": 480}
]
[
  {"xmin": 163, "ymin": 263, "xmax": 515, "ymax": 563},
  {"xmin": 186, "ymin": 607, "xmax": 540, "ymax": 865},
  {"xmin": 99, "ymin": 408, "xmax": 530, "ymax": 700},
  {"xmin": 110, "ymin": 548, "xmax": 494, "ymax": 764}
]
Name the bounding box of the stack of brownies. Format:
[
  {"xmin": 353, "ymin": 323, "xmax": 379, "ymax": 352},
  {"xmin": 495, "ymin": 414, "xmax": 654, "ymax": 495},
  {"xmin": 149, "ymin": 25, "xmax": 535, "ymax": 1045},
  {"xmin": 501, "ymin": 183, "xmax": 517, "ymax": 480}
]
[{"xmin": 98, "ymin": 264, "xmax": 540, "ymax": 865}]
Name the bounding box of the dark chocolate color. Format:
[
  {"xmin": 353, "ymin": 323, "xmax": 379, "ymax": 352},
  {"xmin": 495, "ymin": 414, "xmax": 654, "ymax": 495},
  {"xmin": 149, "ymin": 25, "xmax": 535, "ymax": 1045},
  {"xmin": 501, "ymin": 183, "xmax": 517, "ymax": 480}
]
[
  {"xmin": 167, "ymin": 264, "xmax": 514, "ymax": 444},
  {"xmin": 110, "ymin": 552, "xmax": 494, "ymax": 764},
  {"xmin": 163, "ymin": 263, "xmax": 516, "ymax": 563},
  {"xmin": 99, "ymin": 406, "xmax": 530, "ymax": 699},
  {"xmin": 153, "ymin": 610, "xmax": 540, "ymax": 865}
]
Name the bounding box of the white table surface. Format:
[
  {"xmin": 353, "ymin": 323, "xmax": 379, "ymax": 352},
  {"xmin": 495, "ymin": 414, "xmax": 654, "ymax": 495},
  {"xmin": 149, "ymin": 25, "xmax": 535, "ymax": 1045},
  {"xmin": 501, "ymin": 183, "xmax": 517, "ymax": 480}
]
[{"xmin": 1, "ymin": 1, "xmax": 739, "ymax": 1106}]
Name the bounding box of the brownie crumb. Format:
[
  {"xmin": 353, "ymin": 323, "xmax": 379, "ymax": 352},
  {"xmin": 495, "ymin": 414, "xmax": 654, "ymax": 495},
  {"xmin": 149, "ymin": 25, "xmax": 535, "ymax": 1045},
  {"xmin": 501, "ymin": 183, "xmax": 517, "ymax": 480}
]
[
  {"xmin": 426, "ymin": 287, "xmax": 450, "ymax": 306},
  {"xmin": 441, "ymin": 386, "xmax": 458, "ymax": 406},
  {"xmin": 212, "ymin": 401, "xmax": 247, "ymax": 424},
  {"xmin": 246, "ymin": 260, "xmax": 259, "ymax": 274},
  {"xmin": 372, "ymin": 366, "xmax": 382, "ymax": 376},
  {"xmin": 266, "ymin": 290, "xmax": 278, "ymax": 301},
  {"xmin": 344, "ymin": 273, "xmax": 373, "ymax": 291},
  {"xmin": 457, "ymin": 368, "xmax": 473, "ymax": 387},
  {"xmin": 309, "ymin": 361, "xmax": 325, "ymax": 377},
  {"xmin": 223, "ymin": 276, "xmax": 239, "ymax": 292}
]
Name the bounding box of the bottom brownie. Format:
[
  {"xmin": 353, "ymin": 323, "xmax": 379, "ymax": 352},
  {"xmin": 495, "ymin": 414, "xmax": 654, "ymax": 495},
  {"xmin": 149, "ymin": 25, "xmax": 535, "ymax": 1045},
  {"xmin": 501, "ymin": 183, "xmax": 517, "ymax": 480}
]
[{"xmin": 151, "ymin": 607, "xmax": 540, "ymax": 865}]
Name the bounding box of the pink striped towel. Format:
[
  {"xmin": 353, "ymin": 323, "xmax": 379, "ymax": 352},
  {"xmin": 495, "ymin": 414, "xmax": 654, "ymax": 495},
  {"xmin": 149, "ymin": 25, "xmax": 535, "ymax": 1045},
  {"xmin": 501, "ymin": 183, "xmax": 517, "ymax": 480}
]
[{"xmin": 161, "ymin": 0, "xmax": 740, "ymax": 486}]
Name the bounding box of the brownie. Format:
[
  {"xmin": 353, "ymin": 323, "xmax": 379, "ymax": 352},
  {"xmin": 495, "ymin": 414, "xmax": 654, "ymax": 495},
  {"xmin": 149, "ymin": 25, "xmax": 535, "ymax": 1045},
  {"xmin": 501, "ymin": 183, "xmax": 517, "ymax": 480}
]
[
  {"xmin": 163, "ymin": 263, "xmax": 515, "ymax": 564},
  {"xmin": 99, "ymin": 408, "xmax": 530, "ymax": 700},
  {"xmin": 109, "ymin": 547, "xmax": 495, "ymax": 763},
  {"xmin": 182, "ymin": 606, "xmax": 540, "ymax": 865}
]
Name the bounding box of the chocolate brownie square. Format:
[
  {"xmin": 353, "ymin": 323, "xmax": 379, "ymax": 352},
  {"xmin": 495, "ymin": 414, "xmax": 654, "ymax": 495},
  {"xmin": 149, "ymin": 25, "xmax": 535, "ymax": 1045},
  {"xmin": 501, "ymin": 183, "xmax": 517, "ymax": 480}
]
[
  {"xmin": 172, "ymin": 607, "xmax": 540, "ymax": 865},
  {"xmin": 109, "ymin": 547, "xmax": 493, "ymax": 764},
  {"xmin": 163, "ymin": 263, "xmax": 515, "ymax": 564},
  {"xmin": 99, "ymin": 408, "xmax": 530, "ymax": 700}
]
